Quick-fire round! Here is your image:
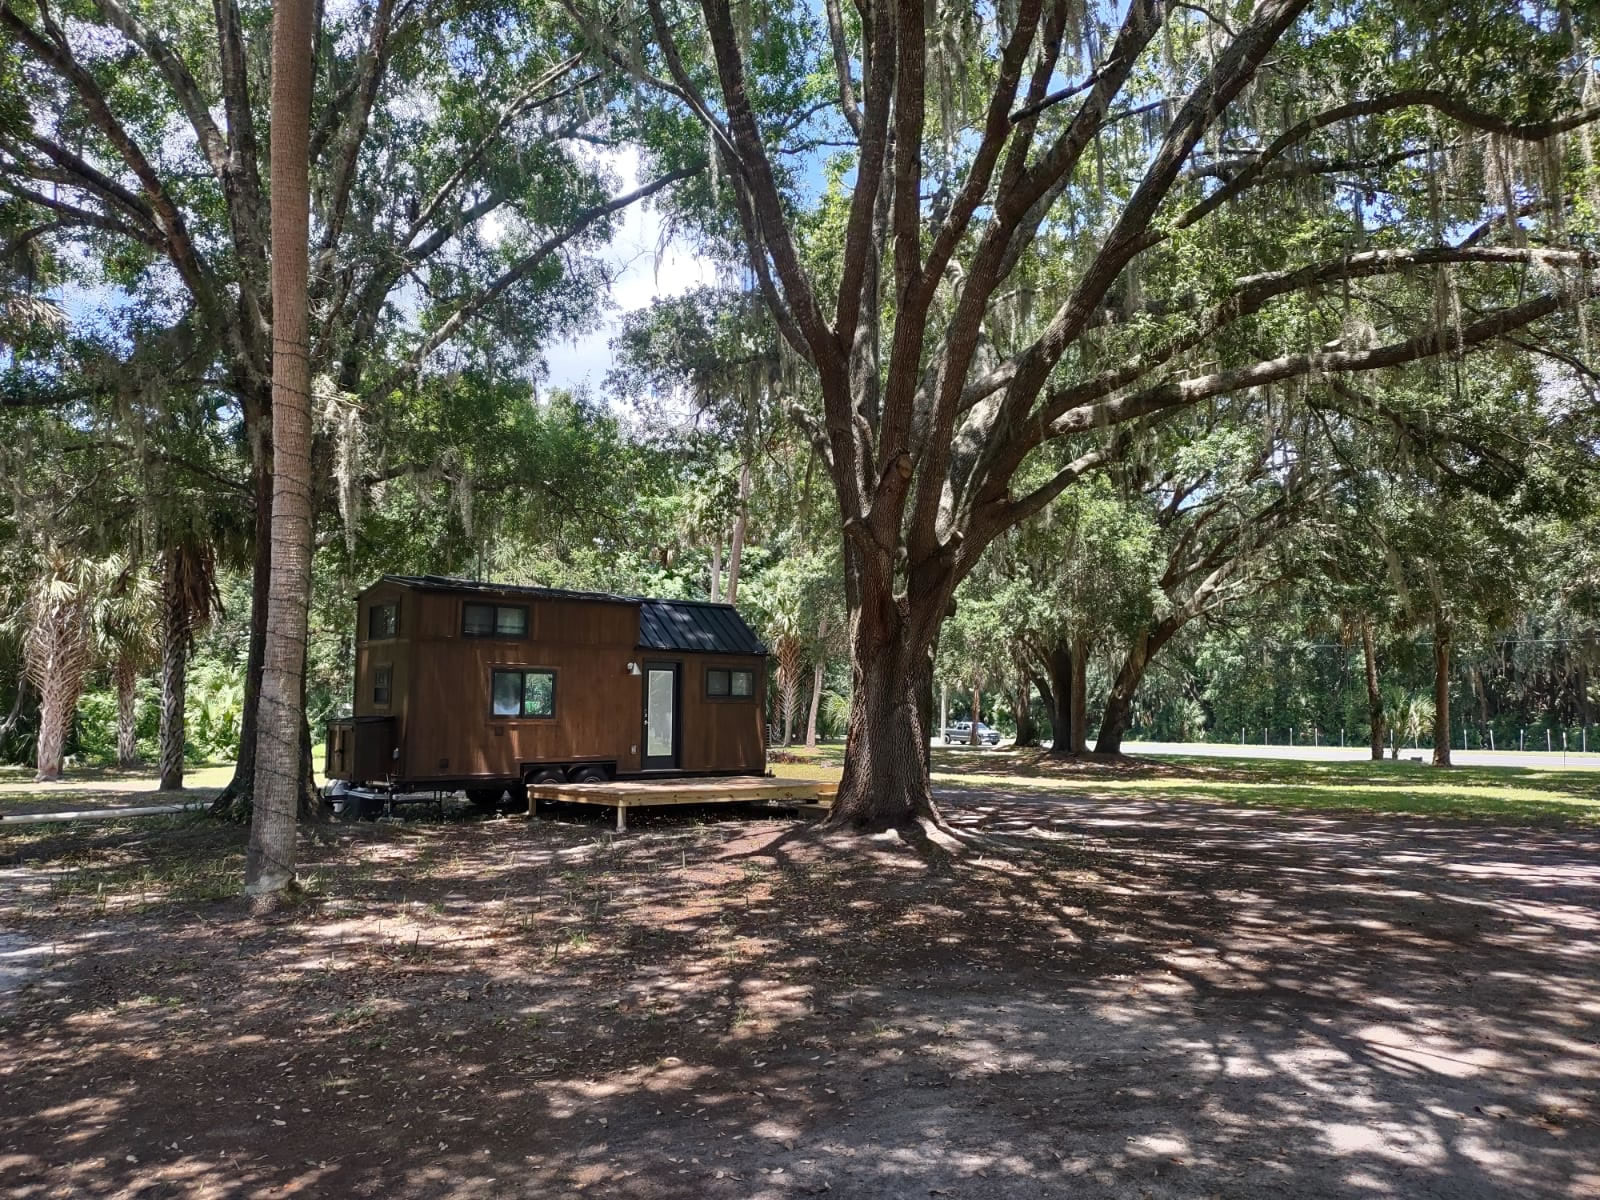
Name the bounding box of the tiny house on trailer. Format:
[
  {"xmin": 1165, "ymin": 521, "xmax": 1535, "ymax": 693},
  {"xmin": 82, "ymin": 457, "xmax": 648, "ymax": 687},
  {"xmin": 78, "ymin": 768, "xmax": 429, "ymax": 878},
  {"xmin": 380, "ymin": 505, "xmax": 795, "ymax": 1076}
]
[{"xmin": 324, "ymin": 575, "xmax": 767, "ymax": 809}]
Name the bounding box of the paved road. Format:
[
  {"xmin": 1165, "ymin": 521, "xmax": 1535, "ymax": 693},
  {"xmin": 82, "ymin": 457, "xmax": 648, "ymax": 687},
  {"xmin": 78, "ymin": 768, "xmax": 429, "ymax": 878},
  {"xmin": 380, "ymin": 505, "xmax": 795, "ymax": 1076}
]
[{"xmin": 1120, "ymin": 738, "xmax": 1600, "ymax": 771}]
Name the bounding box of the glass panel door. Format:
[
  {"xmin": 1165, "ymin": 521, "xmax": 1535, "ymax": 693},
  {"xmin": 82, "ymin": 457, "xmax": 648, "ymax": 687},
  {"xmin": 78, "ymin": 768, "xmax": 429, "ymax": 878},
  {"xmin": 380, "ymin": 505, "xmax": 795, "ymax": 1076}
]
[{"xmin": 643, "ymin": 664, "xmax": 678, "ymax": 769}]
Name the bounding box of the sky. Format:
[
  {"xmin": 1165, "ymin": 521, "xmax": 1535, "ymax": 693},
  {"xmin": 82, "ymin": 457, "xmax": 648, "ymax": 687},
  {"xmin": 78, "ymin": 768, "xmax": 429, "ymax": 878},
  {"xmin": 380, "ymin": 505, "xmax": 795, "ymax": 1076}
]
[{"xmin": 540, "ymin": 148, "xmax": 722, "ymax": 397}]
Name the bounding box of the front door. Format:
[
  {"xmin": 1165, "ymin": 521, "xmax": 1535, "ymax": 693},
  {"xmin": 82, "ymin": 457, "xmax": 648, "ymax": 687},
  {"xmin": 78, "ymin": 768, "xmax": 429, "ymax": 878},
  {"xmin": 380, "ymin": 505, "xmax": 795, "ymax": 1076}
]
[{"xmin": 642, "ymin": 661, "xmax": 679, "ymax": 770}]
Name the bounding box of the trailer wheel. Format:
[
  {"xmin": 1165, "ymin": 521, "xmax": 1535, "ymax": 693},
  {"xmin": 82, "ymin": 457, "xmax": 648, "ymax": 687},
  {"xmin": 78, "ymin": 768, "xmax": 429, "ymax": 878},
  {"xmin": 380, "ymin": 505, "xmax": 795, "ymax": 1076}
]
[
  {"xmin": 503, "ymin": 782, "xmax": 529, "ymax": 814},
  {"xmin": 343, "ymin": 793, "xmax": 382, "ymax": 822},
  {"xmin": 524, "ymin": 771, "xmax": 563, "ymax": 819},
  {"xmin": 465, "ymin": 788, "xmax": 504, "ymax": 811},
  {"xmin": 569, "ymin": 765, "xmax": 608, "ymax": 784}
]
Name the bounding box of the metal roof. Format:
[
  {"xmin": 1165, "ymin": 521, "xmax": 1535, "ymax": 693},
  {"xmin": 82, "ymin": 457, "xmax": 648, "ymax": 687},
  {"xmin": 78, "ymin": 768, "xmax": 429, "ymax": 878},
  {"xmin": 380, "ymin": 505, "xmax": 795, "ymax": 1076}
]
[
  {"xmin": 377, "ymin": 575, "xmax": 766, "ymax": 655},
  {"xmin": 637, "ymin": 598, "xmax": 766, "ymax": 656},
  {"xmin": 378, "ymin": 574, "xmax": 635, "ymax": 606}
]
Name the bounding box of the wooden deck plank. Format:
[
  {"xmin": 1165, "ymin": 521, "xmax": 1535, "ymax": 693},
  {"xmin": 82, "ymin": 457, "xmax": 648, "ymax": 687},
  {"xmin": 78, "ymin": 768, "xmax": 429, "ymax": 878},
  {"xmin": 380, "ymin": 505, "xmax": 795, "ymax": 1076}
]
[{"xmin": 526, "ymin": 775, "xmax": 825, "ymax": 809}]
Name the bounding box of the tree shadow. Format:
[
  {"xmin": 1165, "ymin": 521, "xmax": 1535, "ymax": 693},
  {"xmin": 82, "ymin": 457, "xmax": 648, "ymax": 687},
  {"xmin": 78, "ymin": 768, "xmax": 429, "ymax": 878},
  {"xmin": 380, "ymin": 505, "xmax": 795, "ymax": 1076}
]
[{"xmin": 1, "ymin": 785, "xmax": 1597, "ymax": 1198}]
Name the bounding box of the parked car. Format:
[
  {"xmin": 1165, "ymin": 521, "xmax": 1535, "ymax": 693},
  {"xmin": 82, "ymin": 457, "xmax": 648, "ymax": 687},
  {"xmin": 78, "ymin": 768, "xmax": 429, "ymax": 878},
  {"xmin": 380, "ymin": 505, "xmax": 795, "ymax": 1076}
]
[{"xmin": 943, "ymin": 720, "xmax": 1001, "ymax": 746}]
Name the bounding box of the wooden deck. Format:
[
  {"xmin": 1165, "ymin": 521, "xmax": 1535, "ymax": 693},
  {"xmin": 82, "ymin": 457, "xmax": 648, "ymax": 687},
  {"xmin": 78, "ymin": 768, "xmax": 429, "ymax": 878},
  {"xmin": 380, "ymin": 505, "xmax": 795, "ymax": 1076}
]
[{"xmin": 526, "ymin": 775, "xmax": 837, "ymax": 831}]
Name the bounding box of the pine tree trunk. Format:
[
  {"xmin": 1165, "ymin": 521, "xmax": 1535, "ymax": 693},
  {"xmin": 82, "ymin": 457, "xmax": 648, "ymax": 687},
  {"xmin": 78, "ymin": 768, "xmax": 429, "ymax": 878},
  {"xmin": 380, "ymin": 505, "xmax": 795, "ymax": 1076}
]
[
  {"xmin": 245, "ymin": 0, "xmax": 316, "ymax": 898},
  {"xmin": 822, "ymin": 600, "xmax": 943, "ymax": 832},
  {"xmin": 1362, "ymin": 614, "xmax": 1384, "ymax": 761},
  {"xmin": 1069, "ymin": 634, "xmax": 1090, "ymax": 755},
  {"xmin": 805, "ymin": 660, "xmax": 824, "ymax": 748},
  {"xmin": 158, "ymin": 548, "xmax": 189, "ymax": 792},
  {"xmin": 1432, "ymin": 624, "xmax": 1452, "ymax": 768},
  {"xmin": 114, "ymin": 656, "xmax": 140, "ymax": 768}
]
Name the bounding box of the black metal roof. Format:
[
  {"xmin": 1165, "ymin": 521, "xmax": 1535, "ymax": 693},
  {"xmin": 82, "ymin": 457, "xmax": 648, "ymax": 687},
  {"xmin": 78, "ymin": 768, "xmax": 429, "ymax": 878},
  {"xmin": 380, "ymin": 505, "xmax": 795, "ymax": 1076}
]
[
  {"xmin": 377, "ymin": 575, "xmax": 766, "ymax": 656},
  {"xmin": 637, "ymin": 598, "xmax": 765, "ymax": 655}
]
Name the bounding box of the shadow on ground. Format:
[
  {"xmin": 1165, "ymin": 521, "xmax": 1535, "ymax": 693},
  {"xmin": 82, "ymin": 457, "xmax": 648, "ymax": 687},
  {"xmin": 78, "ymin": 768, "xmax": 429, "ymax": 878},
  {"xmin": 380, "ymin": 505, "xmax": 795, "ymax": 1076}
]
[{"xmin": 0, "ymin": 784, "xmax": 1596, "ymax": 1199}]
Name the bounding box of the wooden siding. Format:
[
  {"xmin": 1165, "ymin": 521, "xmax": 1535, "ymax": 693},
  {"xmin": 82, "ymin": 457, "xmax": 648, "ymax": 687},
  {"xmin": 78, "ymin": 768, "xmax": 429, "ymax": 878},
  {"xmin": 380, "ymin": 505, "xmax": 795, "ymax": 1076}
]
[
  {"xmin": 338, "ymin": 580, "xmax": 765, "ymax": 784},
  {"xmin": 678, "ymin": 655, "xmax": 768, "ymax": 773}
]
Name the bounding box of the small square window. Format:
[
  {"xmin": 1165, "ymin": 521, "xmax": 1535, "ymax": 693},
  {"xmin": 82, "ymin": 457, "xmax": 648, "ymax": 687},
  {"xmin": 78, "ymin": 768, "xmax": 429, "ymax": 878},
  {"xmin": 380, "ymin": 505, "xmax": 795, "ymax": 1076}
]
[
  {"xmin": 706, "ymin": 669, "xmax": 730, "ymax": 697},
  {"xmin": 730, "ymin": 669, "xmax": 753, "ymax": 697},
  {"xmin": 373, "ymin": 665, "xmax": 392, "ymax": 705},
  {"xmin": 369, "ymin": 602, "xmax": 398, "ymax": 640},
  {"xmin": 496, "ymin": 606, "xmax": 528, "ymax": 637}
]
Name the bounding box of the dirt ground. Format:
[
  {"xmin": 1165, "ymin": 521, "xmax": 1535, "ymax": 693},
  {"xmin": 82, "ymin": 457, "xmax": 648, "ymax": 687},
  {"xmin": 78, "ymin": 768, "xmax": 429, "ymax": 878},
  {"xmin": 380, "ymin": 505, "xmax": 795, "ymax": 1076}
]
[{"xmin": 0, "ymin": 784, "xmax": 1597, "ymax": 1199}]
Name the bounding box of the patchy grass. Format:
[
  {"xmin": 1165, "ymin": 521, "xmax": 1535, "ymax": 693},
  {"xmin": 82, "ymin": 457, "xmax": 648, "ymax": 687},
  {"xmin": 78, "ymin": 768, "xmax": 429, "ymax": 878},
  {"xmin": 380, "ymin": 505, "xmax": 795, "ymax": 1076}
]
[
  {"xmin": 0, "ymin": 813, "xmax": 246, "ymax": 911},
  {"xmin": 1, "ymin": 785, "xmax": 1597, "ymax": 1199},
  {"xmin": 927, "ymin": 748, "xmax": 1600, "ymax": 823},
  {"xmin": 0, "ymin": 761, "xmax": 236, "ymax": 817}
]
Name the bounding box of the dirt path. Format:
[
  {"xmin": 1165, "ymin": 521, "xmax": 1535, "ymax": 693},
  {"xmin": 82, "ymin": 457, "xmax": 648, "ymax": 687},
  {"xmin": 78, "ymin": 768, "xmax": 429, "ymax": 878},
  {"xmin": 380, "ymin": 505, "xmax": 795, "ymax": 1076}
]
[{"xmin": 0, "ymin": 788, "xmax": 1596, "ymax": 1198}]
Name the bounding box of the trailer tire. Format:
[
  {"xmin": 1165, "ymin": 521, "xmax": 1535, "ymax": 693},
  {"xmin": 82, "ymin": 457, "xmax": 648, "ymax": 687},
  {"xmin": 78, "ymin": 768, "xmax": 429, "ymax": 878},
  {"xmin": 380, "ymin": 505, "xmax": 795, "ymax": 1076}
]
[
  {"xmin": 503, "ymin": 782, "xmax": 529, "ymax": 814},
  {"xmin": 465, "ymin": 788, "xmax": 504, "ymax": 811},
  {"xmin": 344, "ymin": 793, "xmax": 382, "ymax": 822},
  {"xmin": 569, "ymin": 765, "xmax": 608, "ymax": 784},
  {"xmin": 524, "ymin": 768, "xmax": 563, "ymax": 817}
]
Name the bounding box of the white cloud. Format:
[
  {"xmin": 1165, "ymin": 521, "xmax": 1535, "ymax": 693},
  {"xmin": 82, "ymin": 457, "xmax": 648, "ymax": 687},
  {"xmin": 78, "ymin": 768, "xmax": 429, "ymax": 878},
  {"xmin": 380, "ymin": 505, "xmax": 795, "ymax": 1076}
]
[{"xmin": 542, "ymin": 146, "xmax": 720, "ymax": 396}]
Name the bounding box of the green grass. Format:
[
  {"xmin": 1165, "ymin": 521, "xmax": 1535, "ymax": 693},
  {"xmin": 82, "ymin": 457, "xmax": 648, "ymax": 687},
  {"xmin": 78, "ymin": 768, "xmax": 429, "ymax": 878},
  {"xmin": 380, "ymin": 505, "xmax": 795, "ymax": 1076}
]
[
  {"xmin": 928, "ymin": 750, "xmax": 1600, "ymax": 824},
  {"xmin": 771, "ymin": 746, "xmax": 1600, "ymax": 823}
]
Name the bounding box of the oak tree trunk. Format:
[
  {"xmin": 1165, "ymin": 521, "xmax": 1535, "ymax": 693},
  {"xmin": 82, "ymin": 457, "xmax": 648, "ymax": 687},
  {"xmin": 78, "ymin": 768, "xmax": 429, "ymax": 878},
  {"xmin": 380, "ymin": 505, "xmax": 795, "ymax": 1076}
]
[
  {"xmin": 969, "ymin": 688, "xmax": 980, "ymax": 745},
  {"xmin": 158, "ymin": 549, "xmax": 189, "ymax": 792},
  {"xmin": 245, "ymin": 0, "xmax": 316, "ymax": 897},
  {"xmin": 1095, "ymin": 633, "xmax": 1151, "ymax": 756},
  {"xmin": 1432, "ymin": 625, "xmax": 1452, "ymax": 768},
  {"xmin": 1012, "ymin": 670, "xmax": 1037, "ymax": 747},
  {"xmin": 1361, "ymin": 614, "xmax": 1384, "ymax": 762},
  {"xmin": 1038, "ymin": 643, "xmax": 1074, "ymax": 755},
  {"xmin": 823, "ymin": 598, "xmax": 942, "ymax": 832},
  {"xmin": 114, "ymin": 656, "xmax": 140, "ymax": 768},
  {"xmin": 1069, "ymin": 635, "xmax": 1090, "ymax": 756},
  {"xmin": 213, "ymin": 405, "xmax": 272, "ymax": 814}
]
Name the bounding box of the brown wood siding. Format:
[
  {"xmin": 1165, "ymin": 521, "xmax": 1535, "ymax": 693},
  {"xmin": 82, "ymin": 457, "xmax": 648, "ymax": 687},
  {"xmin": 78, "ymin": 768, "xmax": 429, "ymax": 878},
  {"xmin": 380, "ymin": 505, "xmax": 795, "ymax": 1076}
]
[
  {"xmin": 408, "ymin": 636, "xmax": 641, "ymax": 778},
  {"xmin": 678, "ymin": 655, "xmax": 768, "ymax": 773},
  {"xmin": 338, "ymin": 581, "xmax": 766, "ymax": 784},
  {"xmin": 353, "ymin": 582, "xmax": 411, "ymax": 774}
]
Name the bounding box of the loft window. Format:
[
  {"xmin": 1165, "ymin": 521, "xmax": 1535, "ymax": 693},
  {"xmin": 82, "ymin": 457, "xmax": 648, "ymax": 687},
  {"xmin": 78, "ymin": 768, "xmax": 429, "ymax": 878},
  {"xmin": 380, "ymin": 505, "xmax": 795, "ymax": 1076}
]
[
  {"xmin": 463, "ymin": 602, "xmax": 528, "ymax": 638},
  {"xmin": 372, "ymin": 665, "xmax": 392, "ymax": 706},
  {"xmin": 707, "ymin": 668, "xmax": 754, "ymax": 698},
  {"xmin": 369, "ymin": 602, "xmax": 398, "ymax": 640},
  {"xmin": 491, "ymin": 668, "xmax": 555, "ymax": 718}
]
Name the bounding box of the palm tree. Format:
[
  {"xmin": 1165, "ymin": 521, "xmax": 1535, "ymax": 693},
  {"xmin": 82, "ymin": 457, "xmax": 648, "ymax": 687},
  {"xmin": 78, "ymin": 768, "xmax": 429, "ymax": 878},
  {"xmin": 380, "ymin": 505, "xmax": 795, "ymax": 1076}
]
[
  {"xmin": 17, "ymin": 548, "xmax": 111, "ymax": 781},
  {"xmin": 157, "ymin": 538, "xmax": 221, "ymax": 791},
  {"xmin": 95, "ymin": 560, "xmax": 159, "ymax": 768},
  {"xmin": 0, "ymin": 206, "xmax": 64, "ymax": 349},
  {"xmin": 245, "ymin": 0, "xmax": 318, "ymax": 897}
]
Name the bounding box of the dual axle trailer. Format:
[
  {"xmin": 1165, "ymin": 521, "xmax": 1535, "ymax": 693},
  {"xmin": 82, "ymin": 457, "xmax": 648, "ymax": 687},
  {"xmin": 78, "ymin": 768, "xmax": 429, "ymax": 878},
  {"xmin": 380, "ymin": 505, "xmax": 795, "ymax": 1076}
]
[{"xmin": 324, "ymin": 575, "xmax": 769, "ymax": 815}]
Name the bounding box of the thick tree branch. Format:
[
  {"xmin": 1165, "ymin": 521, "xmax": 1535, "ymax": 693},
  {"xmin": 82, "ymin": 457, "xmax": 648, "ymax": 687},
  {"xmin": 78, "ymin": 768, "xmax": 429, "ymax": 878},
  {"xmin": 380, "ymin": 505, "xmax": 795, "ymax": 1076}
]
[{"xmin": 367, "ymin": 165, "xmax": 698, "ymax": 399}]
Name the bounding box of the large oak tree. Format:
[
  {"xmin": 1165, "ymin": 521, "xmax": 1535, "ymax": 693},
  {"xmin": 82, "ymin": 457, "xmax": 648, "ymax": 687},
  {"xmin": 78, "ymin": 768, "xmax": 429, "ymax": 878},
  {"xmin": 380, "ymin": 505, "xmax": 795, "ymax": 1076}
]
[{"xmin": 597, "ymin": 0, "xmax": 1600, "ymax": 829}]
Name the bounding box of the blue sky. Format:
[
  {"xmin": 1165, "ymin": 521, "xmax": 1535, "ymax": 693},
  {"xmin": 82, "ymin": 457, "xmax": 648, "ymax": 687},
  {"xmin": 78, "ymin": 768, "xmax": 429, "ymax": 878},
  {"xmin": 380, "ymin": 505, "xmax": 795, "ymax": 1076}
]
[{"xmin": 541, "ymin": 148, "xmax": 721, "ymax": 396}]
